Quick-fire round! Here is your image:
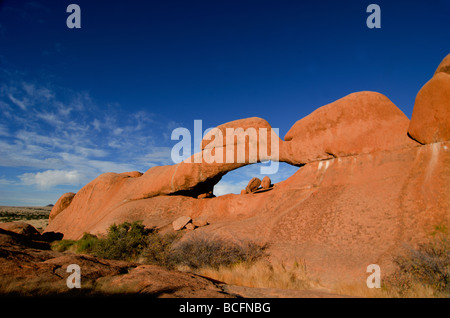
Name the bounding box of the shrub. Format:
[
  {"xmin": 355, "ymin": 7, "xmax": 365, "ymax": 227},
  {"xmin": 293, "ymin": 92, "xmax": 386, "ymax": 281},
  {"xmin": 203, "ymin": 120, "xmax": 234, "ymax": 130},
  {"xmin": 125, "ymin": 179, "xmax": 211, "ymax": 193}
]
[
  {"xmin": 92, "ymin": 221, "xmax": 151, "ymax": 261},
  {"xmin": 76, "ymin": 233, "xmax": 99, "ymax": 254},
  {"xmin": 142, "ymin": 231, "xmax": 181, "ymax": 268},
  {"xmin": 384, "ymin": 234, "xmax": 450, "ymax": 297},
  {"xmin": 51, "ymin": 221, "xmax": 268, "ymax": 272},
  {"xmin": 170, "ymin": 235, "xmax": 268, "ymax": 270},
  {"xmin": 51, "ymin": 239, "xmax": 77, "ymax": 252}
]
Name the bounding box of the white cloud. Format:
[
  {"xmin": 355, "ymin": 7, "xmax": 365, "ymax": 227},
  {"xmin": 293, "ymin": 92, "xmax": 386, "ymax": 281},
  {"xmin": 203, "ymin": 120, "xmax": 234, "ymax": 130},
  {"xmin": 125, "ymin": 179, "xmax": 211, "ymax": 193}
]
[
  {"xmin": 138, "ymin": 147, "xmax": 173, "ymax": 166},
  {"xmin": 0, "ymin": 74, "xmax": 179, "ymax": 201},
  {"xmin": 0, "ymin": 177, "xmax": 18, "ymax": 186},
  {"xmin": 35, "ymin": 111, "xmax": 64, "ymax": 126},
  {"xmin": 22, "ymin": 82, "xmax": 54, "ymax": 101},
  {"xmin": 92, "ymin": 119, "xmax": 101, "ymax": 131},
  {"xmin": 74, "ymin": 146, "xmax": 108, "ymax": 158},
  {"xmin": 213, "ymin": 180, "xmax": 247, "ymax": 196},
  {"xmin": 113, "ymin": 127, "xmax": 124, "ymax": 135},
  {"xmin": 15, "ymin": 130, "xmax": 65, "ymax": 149},
  {"xmin": 56, "ymin": 102, "xmax": 72, "ymax": 117},
  {"xmin": 8, "ymin": 93, "xmax": 28, "ymax": 110},
  {"xmin": 19, "ymin": 170, "xmax": 87, "ymax": 189},
  {"xmin": 86, "ymin": 159, "xmax": 137, "ymax": 174}
]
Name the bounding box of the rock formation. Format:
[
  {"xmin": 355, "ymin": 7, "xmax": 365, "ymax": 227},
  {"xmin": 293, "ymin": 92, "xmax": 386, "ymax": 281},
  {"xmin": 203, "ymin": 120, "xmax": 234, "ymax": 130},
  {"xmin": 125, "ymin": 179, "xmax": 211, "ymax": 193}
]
[
  {"xmin": 0, "ymin": 228, "xmax": 234, "ymax": 297},
  {"xmin": 0, "ymin": 221, "xmax": 41, "ymax": 238},
  {"xmin": 0, "ymin": 228, "xmax": 346, "ymax": 297},
  {"xmin": 172, "ymin": 216, "xmax": 192, "ymax": 231},
  {"xmin": 197, "ymin": 191, "xmax": 215, "ymax": 199},
  {"xmin": 245, "ymin": 177, "xmax": 261, "ymax": 193},
  {"xmin": 408, "ymin": 54, "xmax": 450, "ymax": 144},
  {"xmin": 0, "ymin": 222, "xmax": 62, "ymax": 242},
  {"xmin": 49, "ymin": 192, "xmax": 75, "ymax": 222},
  {"xmin": 261, "ymin": 176, "xmax": 271, "ymax": 189},
  {"xmin": 45, "ymin": 55, "xmax": 450, "ymax": 286},
  {"xmin": 280, "ymin": 91, "xmax": 417, "ymax": 165}
]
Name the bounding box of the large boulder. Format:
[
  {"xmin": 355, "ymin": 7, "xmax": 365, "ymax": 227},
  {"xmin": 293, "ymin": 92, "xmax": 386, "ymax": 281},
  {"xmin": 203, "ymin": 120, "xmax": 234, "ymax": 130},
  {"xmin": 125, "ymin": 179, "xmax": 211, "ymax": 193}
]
[
  {"xmin": 434, "ymin": 53, "xmax": 450, "ymax": 75},
  {"xmin": 172, "ymin": 216, "xmax": 192, "ymax": 231},
  {"xmin": 280, "ymin": 91, "xmax": 418, "ymax": 165},
  {"xmin": 201, "ymin": 117, "xmax": 281, "ymax": 164},
  {"xmin": 261, "ymin": 176, "xmax": 272, "ymax": 189},
  {"xmin": 49, "ymin": 192, "xmax": 76, "ymax": 222},
  {"xmin": 0, "ymin": 222, "xmax": 62, "ymax": 242},
  {"xmin": 0, "ymin": 221, "xmax": 41, "ymax": 238},
  {"xmin": 408, "ymin": 54, "xmax": 450, "ymax": 144},
  {"xmin": 245, "ymin": 177, "xmax": 261, "ymax": 193}
]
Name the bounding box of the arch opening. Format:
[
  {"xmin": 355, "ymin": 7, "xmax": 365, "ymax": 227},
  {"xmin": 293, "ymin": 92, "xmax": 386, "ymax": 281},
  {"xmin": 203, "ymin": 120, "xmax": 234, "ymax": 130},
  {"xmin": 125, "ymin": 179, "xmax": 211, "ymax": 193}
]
[{"xmin": 213, "ymin": 161, "xmax": 300, "ymax": 196}]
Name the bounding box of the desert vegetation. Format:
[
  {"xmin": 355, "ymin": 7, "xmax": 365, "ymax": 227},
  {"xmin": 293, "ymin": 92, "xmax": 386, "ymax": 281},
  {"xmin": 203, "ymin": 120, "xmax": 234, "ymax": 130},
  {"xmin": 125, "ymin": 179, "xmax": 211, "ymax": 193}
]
[
  {"xmin": 52, "ymin": 221, "xmax": 268, "ymax": 270},
  {"xmin": 51, "ymin": 221, "xmax": 449, "ymax": 297},
  {"xmin": 382, "ymin": 231, "xmax": 449, "ymax": 297},
  {"xmin": 333, "ymin": 228, "xmax": 449, "ymax": 298},
  {"xmin": 194, "ymin": 259, "xmax": 320, "ymax": 291},
  {"xmin": 52, "ymin": 221, "xmax": 321, "ymax": 292}
]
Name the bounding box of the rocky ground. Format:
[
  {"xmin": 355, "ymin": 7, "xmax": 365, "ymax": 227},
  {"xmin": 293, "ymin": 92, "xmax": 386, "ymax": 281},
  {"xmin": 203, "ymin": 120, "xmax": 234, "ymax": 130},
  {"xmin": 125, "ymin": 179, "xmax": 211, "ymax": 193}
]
[{"xmin": 0, "ymin": 220, "xmax": 347, "ymax": 298}]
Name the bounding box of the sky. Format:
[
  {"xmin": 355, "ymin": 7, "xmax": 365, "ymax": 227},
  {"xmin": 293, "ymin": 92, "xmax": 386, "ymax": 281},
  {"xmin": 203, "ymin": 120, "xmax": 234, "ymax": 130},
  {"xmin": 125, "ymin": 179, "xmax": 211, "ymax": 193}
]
[{"xmin": 0, "ymin": 0, "xmax": 449, "ymax": 205}]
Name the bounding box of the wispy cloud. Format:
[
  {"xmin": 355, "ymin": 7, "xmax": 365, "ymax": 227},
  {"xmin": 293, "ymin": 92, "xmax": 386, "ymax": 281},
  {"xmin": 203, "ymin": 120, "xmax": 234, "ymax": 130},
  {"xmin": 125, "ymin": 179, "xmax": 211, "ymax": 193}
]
[
  {"xmin": 0, "ymin": 72, "xmax": 175, "ymax": 201},
  {"xmin": 7, "ymin": 93, "xmax": 28, "ymax": 110},
  {"xmin": 0, "ymin": 69, "xmax": 299, "ymax": 204}
]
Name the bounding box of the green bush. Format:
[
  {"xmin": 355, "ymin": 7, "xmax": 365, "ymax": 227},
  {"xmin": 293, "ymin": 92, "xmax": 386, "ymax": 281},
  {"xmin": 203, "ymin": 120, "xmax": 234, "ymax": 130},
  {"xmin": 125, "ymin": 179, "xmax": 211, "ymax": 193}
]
[
  {"xmin": 76, "ymin": 233, "xmax": 99, "ymax": 254},
  {"xmin": 51, "ymin": 233, "xmax": 99, "ymax": 253},
  {"xmin": 51, "ymin": 239, "xmax": 78, "ymax": 252},
  {"xmin": 92, "ymin": 221, "xmax": 150, "ymax": 261}
]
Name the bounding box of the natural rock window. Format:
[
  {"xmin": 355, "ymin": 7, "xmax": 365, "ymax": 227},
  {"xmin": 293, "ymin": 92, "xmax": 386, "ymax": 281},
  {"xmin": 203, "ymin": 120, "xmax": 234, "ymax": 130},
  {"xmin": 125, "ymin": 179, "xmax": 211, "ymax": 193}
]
[{"xmin": 213, "ymin": 162, "xmax": 299, "ymax": 197}]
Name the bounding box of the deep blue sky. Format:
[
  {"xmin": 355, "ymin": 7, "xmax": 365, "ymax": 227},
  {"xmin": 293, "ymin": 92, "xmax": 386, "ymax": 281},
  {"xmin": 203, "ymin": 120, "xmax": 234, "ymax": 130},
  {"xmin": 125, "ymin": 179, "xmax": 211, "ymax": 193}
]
[{"xmin": 0, "ymin": 0, "xmax": 449, "ymax": 205}]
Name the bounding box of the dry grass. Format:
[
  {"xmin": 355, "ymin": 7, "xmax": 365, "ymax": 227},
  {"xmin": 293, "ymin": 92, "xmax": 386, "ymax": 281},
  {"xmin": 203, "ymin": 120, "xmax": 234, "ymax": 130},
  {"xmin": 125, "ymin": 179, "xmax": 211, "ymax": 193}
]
[
  {"xmin": 331, "ymin": 281, "xmax": 439, "ymax": 298},
  {"xmin": 194, "ymin": 261, "xmax": 443, "ymax": 298},
  {"xmin": 333, "ymin": 232, "xmax": 449, "ymax": 298},
  {"xmin": 331, "ymin": 282, "xmax": 386, "ymax": 298},
  {"xmin": 192, "ymin": 259, "xmax": 321, "ymax": 291},
  {"xmin": 170, "ymin": 234, "xmax": 268, "ymax": 270}
]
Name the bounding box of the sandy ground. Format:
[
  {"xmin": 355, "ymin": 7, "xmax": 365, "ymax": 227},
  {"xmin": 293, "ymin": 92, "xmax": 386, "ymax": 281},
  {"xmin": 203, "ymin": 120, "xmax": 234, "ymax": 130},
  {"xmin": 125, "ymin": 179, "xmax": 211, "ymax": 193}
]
[{"xmin": 0, "ymin": 206, "xmax": 52, "ymax": 232}]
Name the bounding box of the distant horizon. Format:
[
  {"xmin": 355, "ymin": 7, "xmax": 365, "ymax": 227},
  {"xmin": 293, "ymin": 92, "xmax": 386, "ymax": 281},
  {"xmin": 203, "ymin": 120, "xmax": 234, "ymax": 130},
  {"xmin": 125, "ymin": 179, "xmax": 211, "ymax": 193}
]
[
  {"xmin": 0, "ymin": 204, "xmax": 53, "ymax": 207},
  {"xmin": 0, "ymin": 0, "xmax": 449, "ymax": 205}
]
